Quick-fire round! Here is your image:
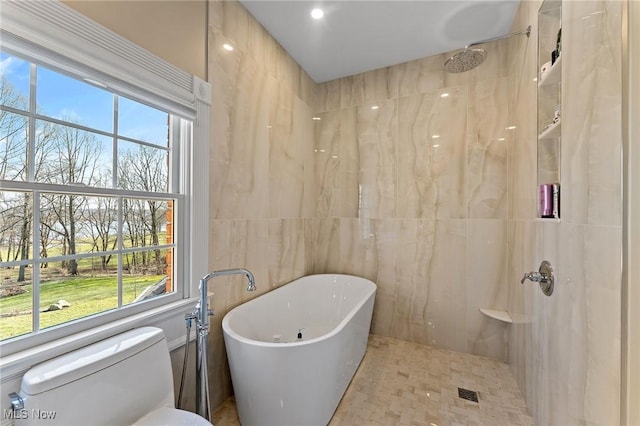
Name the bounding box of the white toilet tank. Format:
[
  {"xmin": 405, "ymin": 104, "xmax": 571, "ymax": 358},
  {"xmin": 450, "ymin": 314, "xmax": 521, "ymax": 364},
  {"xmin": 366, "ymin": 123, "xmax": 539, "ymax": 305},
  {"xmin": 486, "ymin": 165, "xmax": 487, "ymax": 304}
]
[{"xmin": 16, "ymin": 327, "xmax": 207, "ymax": 426}]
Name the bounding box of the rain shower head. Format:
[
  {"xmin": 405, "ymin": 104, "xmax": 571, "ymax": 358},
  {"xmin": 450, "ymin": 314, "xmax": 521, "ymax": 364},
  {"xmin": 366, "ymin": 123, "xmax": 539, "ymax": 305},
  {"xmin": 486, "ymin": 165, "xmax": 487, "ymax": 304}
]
[
  {"xmin": 444, "ymin": 49, "xmax": 488, "ymax": 73},
  {"xmin": 444, "ymin": 25, "xmax": 531, "ymax": 73}
]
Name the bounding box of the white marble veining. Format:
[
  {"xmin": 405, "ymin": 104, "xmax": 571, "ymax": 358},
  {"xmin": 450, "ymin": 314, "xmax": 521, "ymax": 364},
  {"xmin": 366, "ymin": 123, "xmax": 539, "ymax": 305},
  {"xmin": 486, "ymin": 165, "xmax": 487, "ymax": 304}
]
[
  {"xmin": 210, "ymin": 2, "xmax": 512, "ymax": 372},
  {"xmin": 207, "ymin": 0, "xmax": 318, "ymax": 410},
  {"xmin": 467, "ymin": 77, "xmax": 511, "ymax": 219},
  {"xmin": 205, "ymin": 2, "xmax": 624, "ymax": 424},
  {"xmin": 397, "ymin": 86, "xmax": 467, "ymax": 219},
  {"xmin": 356, "ymin": 99, "xmax": 398, "ymax": 218},
  {"xmin": 311, "ymin": 41, "xmax": 514, "ymax": 362},
  {"xmin": 507, "ymin": 1, "xmax": 623, "ymax": 425}
]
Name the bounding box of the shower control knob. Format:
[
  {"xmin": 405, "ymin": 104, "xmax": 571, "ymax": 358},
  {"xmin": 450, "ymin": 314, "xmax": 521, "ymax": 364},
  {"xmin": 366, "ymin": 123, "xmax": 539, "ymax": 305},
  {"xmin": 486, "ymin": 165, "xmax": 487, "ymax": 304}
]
[{"xmin": 520, "ymin": 260, "xmax": 554, "ymax": 296}]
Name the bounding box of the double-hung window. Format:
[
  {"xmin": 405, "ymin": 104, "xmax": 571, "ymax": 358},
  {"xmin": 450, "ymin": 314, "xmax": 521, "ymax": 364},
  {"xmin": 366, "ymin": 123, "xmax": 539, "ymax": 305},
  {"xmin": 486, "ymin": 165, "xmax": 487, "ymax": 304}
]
[{"xmin": 0, "ymin": 1, "xmax": 210, "ymax": 356}]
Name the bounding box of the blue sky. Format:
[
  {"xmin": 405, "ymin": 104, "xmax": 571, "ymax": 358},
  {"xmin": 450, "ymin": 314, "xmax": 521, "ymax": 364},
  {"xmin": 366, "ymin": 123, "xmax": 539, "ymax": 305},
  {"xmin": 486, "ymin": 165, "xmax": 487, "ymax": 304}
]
[{"xmin": 1, "ymin": 51, "xmax": 168, "ymax": 146}]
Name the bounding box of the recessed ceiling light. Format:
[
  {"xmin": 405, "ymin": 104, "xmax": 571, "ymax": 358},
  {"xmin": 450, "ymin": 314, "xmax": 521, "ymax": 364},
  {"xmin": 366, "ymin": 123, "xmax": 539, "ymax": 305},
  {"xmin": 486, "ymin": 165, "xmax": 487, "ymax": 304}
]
[
  {"xmin": 223, "ymin": 43, "xmax": 234, "ymax": 51},
  {"xmin": 440, "ymin": 93, "xmax": 450, "ymax": 98},
  {"xmin": 371, "ymin": 105, "xmax": 379, "ymax": 110},
  {"xmin": 310, "ymin": 8, "xmax": 324, "ymax": 19},
  {"xmin": 432, "ymin": 134, "xmax": 440, "ymax": 139},
  {"xmin": 312, "ymin": 116, "xmax": 322, "ymax": 121},
  {"xmin": 506, "ymin": 125, "xmax": 517, "ymax": 130}
]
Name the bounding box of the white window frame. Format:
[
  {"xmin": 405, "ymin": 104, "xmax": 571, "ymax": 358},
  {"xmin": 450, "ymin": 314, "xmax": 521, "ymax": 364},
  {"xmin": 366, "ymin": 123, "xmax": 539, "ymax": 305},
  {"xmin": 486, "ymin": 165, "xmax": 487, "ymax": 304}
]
[{"xmin": 0, "ymin": 0, "xmax": 210, "ymax": 370}]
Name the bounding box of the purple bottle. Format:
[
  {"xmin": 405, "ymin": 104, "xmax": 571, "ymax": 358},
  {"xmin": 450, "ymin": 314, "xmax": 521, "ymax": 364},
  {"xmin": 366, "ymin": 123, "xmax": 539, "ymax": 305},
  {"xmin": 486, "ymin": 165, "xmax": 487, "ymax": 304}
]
[{"xmin": 539, "ymin": 184, "xmax": 553, "ymax": 218}]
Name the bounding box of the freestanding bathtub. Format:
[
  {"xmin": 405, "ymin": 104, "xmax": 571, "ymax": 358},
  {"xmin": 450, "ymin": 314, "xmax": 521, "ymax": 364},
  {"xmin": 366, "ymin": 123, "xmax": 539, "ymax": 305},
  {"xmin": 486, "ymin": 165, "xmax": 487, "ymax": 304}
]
[{"xmin": 222, "ymin": 274, "xmax": 376, "ymax": 426}]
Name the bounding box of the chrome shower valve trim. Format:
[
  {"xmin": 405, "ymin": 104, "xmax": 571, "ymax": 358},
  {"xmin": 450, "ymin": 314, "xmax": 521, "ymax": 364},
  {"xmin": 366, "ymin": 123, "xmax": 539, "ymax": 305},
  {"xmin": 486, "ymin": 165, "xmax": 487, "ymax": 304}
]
[{"xmin": 521, "ymin": 260, "xmax": 554, "ymax": 296}]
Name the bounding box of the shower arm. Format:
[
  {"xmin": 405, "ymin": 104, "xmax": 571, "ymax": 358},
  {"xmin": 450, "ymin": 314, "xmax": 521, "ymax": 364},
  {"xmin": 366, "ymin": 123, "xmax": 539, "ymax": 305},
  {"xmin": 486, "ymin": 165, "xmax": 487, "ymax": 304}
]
[{"xmin": 465, "ymin": 25, "xmax": 531, "ymax": 49}]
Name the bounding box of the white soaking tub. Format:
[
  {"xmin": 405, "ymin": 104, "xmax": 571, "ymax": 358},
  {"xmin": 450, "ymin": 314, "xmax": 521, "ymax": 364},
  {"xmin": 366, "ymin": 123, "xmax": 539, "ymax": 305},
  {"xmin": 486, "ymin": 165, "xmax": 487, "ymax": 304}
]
[{"xmin": 222, "ymin": 274, "xmax": 376, "ymax": 426}]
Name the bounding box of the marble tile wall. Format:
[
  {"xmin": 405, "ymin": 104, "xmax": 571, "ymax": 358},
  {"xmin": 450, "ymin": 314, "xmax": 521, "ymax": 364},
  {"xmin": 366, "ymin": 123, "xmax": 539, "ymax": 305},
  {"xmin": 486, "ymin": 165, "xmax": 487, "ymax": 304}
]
[
  {"xmin": 507, "ymin": 1, "xmax": 623, "ymax": 425},
  {"xmin": 206, "ymin": 0, "xmax": 317, "ymax": 407},
  {"xmin": 205, "ymin": 0, "xmax": 515, "ymax": 410},
  {"xmin": 204, "ymin": 1, "xmax": 624, "ymax": 422},
  {"xmin": 311, "ymin": 39, "xmax": 515, "ymax": 362}
]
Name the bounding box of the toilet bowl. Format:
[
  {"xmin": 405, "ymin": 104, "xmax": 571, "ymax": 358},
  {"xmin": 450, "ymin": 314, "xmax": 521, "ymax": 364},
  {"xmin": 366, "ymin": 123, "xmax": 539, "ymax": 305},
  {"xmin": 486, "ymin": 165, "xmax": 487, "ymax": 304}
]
[{"xmin": 15, "ymin": 327, "xmax": 211, "ymax": 426}]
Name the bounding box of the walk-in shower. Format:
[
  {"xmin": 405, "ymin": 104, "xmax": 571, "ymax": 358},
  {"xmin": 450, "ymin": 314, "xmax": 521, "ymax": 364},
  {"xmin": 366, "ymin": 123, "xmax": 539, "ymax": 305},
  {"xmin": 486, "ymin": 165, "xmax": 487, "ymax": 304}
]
[{"xmin": 444, "ymin": 25, "xmax": 531, "ymax": 73}]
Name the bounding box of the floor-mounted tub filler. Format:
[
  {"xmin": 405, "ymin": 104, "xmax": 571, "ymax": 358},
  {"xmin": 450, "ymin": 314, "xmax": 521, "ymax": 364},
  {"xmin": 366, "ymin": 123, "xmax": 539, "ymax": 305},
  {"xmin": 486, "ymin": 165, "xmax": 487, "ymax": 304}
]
[
  {"xmin": 222, "ymin": 274, "xmax": 377, "ymax": 426},
  {"xmin": 178, "ymin": 268, "xmax": 256, "ymax": 421}
]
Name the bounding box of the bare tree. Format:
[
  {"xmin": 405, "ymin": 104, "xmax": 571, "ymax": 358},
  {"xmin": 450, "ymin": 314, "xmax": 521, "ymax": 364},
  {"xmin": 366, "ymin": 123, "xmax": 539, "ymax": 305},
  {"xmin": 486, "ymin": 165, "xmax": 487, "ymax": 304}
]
[
  {"xmin": 35, "ymin": 121, "xmax": 65, "ymax": 267},
  {"xmin": 0, "ymin": 75, "xmax": 28, "ymax": 181},
  {"xmin": 1, "ymin": 76, "xmax": 61, "ymax": 280},
  {"xmin": 43, "ymin": 123, "xmax": 102, "ymax": 275},
  {"xmin": 84, "ymin": 177, "xmax": 118, "ymax": 271},
  {"xmin": 2, "ymin": 71, "xmax": 167, "ymax": 282},
  {"xmin": 119, "ymin": 145, "xmax": 167, "ymax": 274},
  {"xmin": 1, "ymin": 75, "xmax": 30, "ymax": 280},
  {"xmin": 0, "ymin": 193, "xmax": 24, "ymax": 262}
]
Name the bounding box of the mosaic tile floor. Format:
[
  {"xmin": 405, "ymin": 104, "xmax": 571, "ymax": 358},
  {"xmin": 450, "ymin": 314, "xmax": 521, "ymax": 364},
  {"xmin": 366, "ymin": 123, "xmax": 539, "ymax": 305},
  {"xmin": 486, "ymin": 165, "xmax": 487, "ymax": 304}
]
[{"xmin": 211, "ymin": 335, "xmax": 535, "ymax": 426}]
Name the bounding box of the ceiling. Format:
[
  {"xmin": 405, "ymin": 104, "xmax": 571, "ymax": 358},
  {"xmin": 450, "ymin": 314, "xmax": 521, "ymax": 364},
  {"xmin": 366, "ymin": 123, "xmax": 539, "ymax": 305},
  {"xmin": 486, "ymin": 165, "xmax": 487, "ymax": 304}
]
[{"xmin": 239, "ymin": 0, "xmax": 520, "ymax": 83}]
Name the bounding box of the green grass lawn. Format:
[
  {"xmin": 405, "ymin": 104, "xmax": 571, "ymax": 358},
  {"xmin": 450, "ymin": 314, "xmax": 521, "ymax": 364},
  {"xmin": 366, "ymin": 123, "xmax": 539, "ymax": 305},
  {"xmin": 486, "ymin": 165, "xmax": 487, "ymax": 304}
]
[{"xmin": 0, "ymin": 274, "xmax": 165, "ymax": 340}]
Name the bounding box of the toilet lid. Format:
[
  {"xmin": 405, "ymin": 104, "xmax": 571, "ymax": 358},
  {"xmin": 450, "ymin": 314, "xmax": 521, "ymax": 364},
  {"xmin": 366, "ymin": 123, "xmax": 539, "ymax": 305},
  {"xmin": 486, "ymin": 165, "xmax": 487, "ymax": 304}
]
[{"xmin": 132, "ymin": 406, "xmax": 212, "ymax": 426}]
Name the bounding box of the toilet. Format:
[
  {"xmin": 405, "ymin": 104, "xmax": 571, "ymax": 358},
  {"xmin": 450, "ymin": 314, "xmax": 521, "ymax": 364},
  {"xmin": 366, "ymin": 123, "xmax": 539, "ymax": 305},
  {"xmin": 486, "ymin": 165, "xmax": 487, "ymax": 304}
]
[{"xmin": 15, "ymin": 326, "xmax": 211, "ymax": 426}]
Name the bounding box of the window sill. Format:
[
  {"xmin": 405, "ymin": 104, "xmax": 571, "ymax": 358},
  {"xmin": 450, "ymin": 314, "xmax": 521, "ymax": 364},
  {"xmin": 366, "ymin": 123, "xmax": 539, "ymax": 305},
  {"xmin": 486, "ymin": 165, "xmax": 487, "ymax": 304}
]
[{"xmin": 0, "ymin": 298, "xmax": 198, "ymax": 382}]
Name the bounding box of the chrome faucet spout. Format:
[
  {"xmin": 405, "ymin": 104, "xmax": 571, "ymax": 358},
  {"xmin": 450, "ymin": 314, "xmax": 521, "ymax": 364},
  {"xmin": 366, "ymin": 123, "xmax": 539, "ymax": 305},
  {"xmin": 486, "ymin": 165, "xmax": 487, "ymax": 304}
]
[
  {"xmin": 520, "ymin": 272, "xmax": 542, "ymax": 284},
  {"xmin": 193, "ymin": 267, "xmax": 256, "ymax": 421},
  {"xmin": 203, "ymin": 268, "xmax": 256, "ymax": 291}
]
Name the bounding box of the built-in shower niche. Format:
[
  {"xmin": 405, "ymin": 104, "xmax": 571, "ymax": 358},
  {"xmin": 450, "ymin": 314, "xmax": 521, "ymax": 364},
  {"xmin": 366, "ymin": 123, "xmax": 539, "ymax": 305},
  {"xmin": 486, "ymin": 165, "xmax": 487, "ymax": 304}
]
[{"xmin": 537, "ymin": 0, "xmax": 562, "ymax": 219}]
